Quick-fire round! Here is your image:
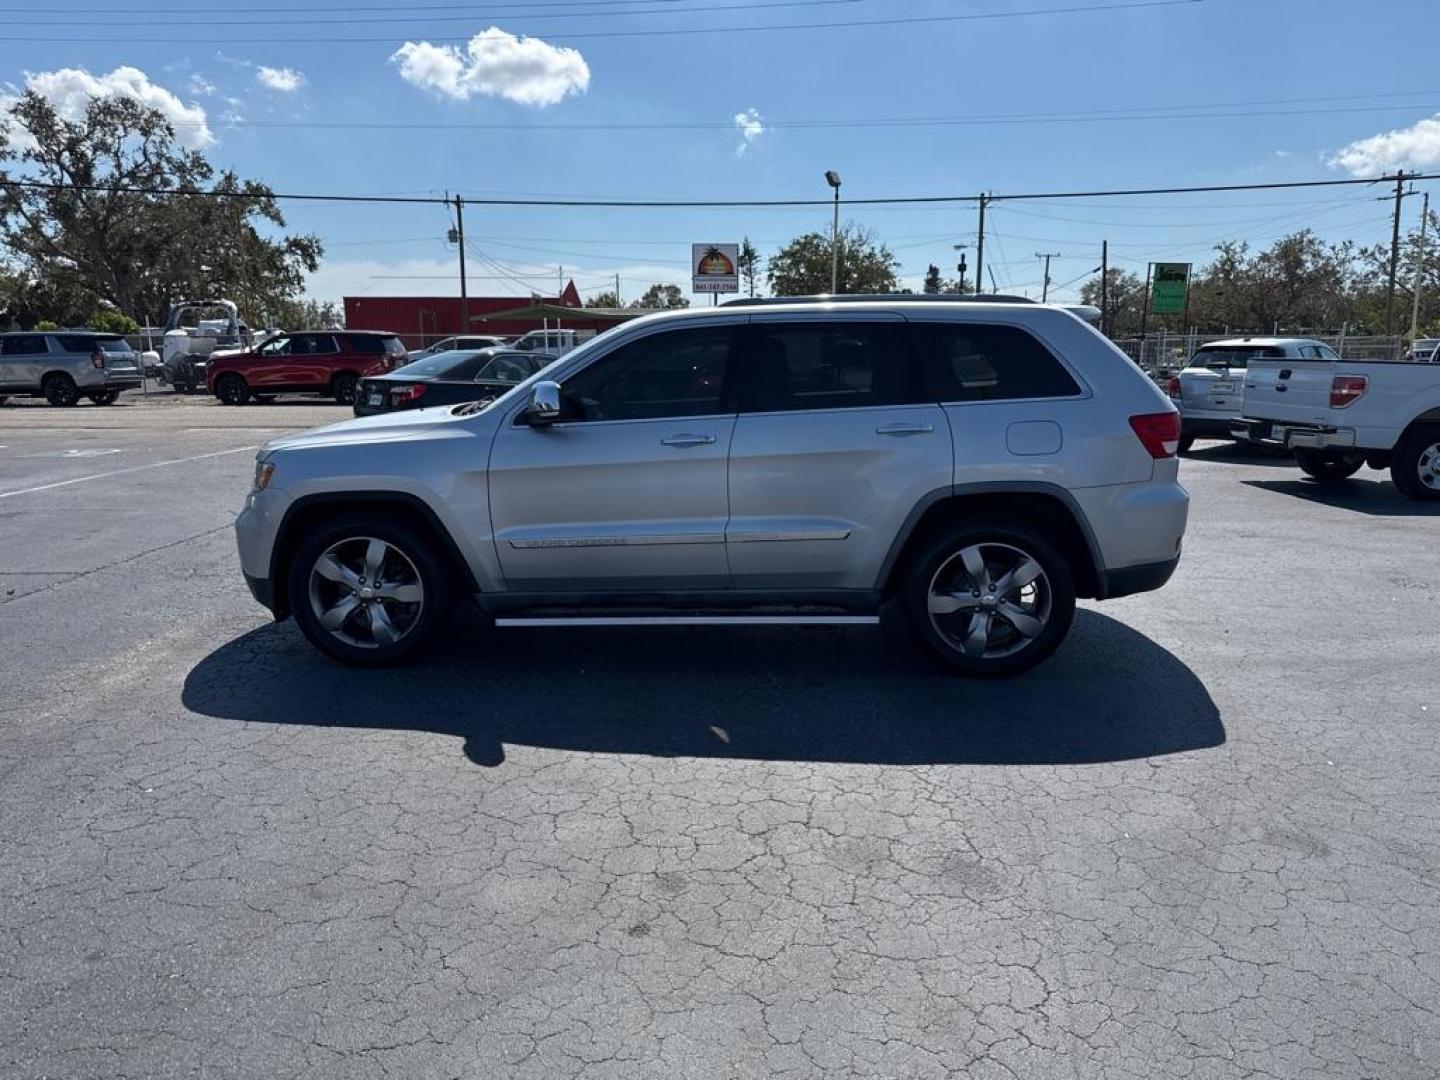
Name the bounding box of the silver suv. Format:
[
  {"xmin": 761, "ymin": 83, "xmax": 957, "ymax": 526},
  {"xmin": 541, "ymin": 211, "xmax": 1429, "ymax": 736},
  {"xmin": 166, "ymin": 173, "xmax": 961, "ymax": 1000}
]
[
  {"xmin": 235, "ymin": 299, "xmax": 1188, "ymax": 676},
  {"xmin": 0, "ymin": 331, "xmax": 143, "ymax": 406}
]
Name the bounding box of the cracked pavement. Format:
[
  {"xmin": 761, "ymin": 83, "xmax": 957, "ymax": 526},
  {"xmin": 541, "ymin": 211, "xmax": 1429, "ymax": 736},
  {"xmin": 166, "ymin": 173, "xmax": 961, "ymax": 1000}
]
[{"xmin": 1, "ymin": 396, "xmax": 1438, "ymax": 1078}]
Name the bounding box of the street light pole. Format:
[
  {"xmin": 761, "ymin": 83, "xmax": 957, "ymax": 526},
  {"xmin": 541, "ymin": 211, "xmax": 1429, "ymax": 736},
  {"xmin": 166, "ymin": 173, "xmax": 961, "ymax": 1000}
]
[{"xmin": 825, "ymin": 170, "xmax": 842, "ymax": 294}]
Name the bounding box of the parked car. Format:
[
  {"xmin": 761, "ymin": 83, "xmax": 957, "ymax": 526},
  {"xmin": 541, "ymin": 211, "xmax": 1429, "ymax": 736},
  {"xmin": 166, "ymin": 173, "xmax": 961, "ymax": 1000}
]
[
  {"xmin": 353, "ymin": 348, "xmax": 556, "ymax": 417},
  {"xmin": 1166, "ymin": 337, "xmax": 1339, "ymax": 453},
  {"xmin": 507, "ymin": 328, "xmax": 595, "ymax": 356},
  {"xmin": 207, "ymin": 331, "xmax": 408, "ymax": 405},
  {"xmin": 1407, "ymin": 337, "xmax": 1440, "ymax": 362},
  {"xmin": 236, "ymin": 298, "xmax": 1188, "ymax": 674},
  {"xmin": 406, "ymin": 335, "xmax": 506, "ymax": 362},
  {"xmin": 1233, "ymin": 350, "xmax": 1440, "ymax": 500},
  {"xmin": 0, "ymin": 331, "xmax": 142, "ymax": 406}
]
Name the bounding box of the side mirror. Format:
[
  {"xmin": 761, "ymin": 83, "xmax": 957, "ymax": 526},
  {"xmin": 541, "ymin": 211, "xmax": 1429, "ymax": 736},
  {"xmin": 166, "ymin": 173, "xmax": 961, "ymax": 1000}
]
[{"xmin": 523, "ymin": 380, "xmax": 562, "ymax": 425}]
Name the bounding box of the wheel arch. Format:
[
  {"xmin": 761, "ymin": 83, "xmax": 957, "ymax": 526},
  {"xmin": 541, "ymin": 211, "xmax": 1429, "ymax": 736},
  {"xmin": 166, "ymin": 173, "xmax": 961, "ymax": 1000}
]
[
  {"xmin": 877, "ymin": 484, "xmax": 1105, "ymax": 601},
  {"xmin": 328, "ymin": 369, "xmax": 361, "ymax": 391},
  {"xmin": 268, "ymin": 492, "xmax": 479, "ymax": 620}
]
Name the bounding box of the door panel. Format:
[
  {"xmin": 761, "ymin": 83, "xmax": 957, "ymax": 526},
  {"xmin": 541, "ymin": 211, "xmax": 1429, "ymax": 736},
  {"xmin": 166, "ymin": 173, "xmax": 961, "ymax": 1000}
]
[
  {"xmin": 726, "ymin": 405, "xmax": 951, "ymax": 589},
  {"xmin": 726, "ymin": 318, "xmax": 951, "ymax": 591},
  {"xmin": 488, "ymin": 416, "xmax": 736, "ymax": 590},
  {"xmin": 487, "ymin": 323, "xmax": 741, "ymax": 592}
]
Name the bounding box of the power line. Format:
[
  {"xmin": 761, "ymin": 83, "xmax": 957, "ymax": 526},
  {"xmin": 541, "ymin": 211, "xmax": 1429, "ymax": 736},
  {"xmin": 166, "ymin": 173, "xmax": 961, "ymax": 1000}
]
[
  {"xmin": 0, "ymin": 0, "xmax": 1204, "ymax": 42},
  {"xmin": 4, "ymin": 171, "xmax": 1437, "ymax": 210},
  {"xmin": 0, "ymin": 0, "xmax": 864, "ymax": 27}
]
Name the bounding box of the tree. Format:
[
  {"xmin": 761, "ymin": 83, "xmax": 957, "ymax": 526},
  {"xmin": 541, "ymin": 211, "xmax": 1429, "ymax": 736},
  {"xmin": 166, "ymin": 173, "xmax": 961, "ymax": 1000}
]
[
  {"xmin": 923, "ymin": 264, "xmax": 943, "ymax": 294},
  {"xmin": 0, "ymin": 92, "xmax": 322, "ymax": 328},
  {"xmin": 631, "ymin": 283, "xmax": 689, "ymax": 310},
  {"xmin": 266, "ymin": 298, "xmax": 342, "ymax": 330},
  {"xmin": 738, "ymin": 237, "xmax": 761, "ymax": 298},
  {"xmin": 767, "ymin": 223, "xmax": 899, "ymax": 296},
  {"xmin": 87, "ymin": 307, "xmax": 140, "ymax": 335},
  {"xmin": 1080, "ymin": 268, "xmax": 1146, "ymax": 336},
  {"xmin": 585, "ymin": 290, "xmax": 620, "ymax": 308}
]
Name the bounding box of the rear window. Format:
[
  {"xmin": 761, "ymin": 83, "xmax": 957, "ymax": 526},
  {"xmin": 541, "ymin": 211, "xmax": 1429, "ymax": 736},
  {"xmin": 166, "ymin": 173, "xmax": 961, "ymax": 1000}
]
[
  {"xmin": 912, "ymin": 322, "xmax": 1081, "ymax": 401},
  {"xmin": 394, "ymin": 350, "xmax": 490, "ymax": 379},
  {"xmin": 56, "ymin": 335, "xmax": 131, "ymax": 354},
  {"xmin": 1191, "ymin": 346, "xmax": 1283, "ymax": 369}
]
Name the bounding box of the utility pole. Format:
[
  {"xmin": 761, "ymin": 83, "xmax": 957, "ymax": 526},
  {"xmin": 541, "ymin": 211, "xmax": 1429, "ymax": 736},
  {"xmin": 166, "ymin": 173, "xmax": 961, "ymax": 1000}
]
[
  {"xmin": 1036, "ymin": 251, "xmax": 1061, "ymax": 302},
  {"xmin": 452, "ymin": 194, "xmax": 469, "ymax": 335},
  {"xmin": 974, "ymin": 193, "xmax": 988, "ymax": 297},
  {"xmin": 1384, "ymin": 171, "xmax": 1415, "ymax": 335},
  {"xmin": 1100, "ymin": 240, "xmax": 1109, "ymax": 336},
  {"xmin": 1410, "ymin": 190, "xmax": 1430, "ymax": 343},
  {"xmin": 615, "ymin": 272, "xmax": 621, "ymax": 307}
]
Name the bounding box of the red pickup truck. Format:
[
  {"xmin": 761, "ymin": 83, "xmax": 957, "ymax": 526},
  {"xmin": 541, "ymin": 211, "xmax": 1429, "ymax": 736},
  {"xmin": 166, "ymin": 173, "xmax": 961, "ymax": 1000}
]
[{"xmin": 207, "ymin": 330, "xmax": 407, "ymax": 405}]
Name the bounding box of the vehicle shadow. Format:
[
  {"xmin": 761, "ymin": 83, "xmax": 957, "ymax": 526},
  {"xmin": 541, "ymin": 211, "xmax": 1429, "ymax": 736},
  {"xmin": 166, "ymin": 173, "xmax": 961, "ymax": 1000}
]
[
  {"xmin": 183, "ymin": 610, "xmax": 1224, "ymax": 768},
  {"xmin": 1241, "ymin": 478, "xmax": 1439, "ymax": 516},
  {"xmin": 1181, "ymin": 440, "xmax": 1292, "ymax": 467}
]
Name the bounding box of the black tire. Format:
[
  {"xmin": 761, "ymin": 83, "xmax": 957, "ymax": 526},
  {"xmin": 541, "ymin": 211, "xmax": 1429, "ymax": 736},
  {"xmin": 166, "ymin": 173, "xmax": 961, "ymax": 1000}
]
[
  {"xmin": 332, "ymin": 372, "xmax": 359, "ymax": 406},
  {"xmin": 216, "ymin": 373, "xmax": 250, "ymax": 406},
  {"xmin": 171, "ymin": 381, "xmax": 190, "ymax": 394},
  {"xmin": 902, "ymin": 520, "xmax": 1077, "ymax": 677},
  {"xmin": 87, "ymin": 390, "xmax": 119, "ymax": 405},
  {"xmin": 0, "ymin": 395, "xmax": 9, "ymax": 406},
  {"xmin": 1390, "ymin": 423, "xmax": 1440, "ymax": 502},
  {"xmin": 1177, "ymin": 434, "xmax": 1196, "ymax": 455},
  {"xmin": 42, "ymin": 373, "xmax": 79, "ymax": 407},
  {"xmin": 1295, "ymin": 447, "xmax": 1363, "ymax": 484},
  {"xmin": 287, "ymin": 513, "xmax": 452, "ymax": 665}
]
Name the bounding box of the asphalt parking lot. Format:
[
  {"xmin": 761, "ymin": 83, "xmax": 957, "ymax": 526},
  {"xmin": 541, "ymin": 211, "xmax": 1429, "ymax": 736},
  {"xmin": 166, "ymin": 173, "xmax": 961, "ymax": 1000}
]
[{"xmin": 2, "ymin": 392, "xmax": 1438, "ymax": 1079}]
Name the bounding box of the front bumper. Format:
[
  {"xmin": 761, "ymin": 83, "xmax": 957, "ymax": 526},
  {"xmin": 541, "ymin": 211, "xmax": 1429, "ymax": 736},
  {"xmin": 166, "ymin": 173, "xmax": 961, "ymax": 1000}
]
[
  {"xmin": 243, "ymin": 572, "xmax": 279, "ymax": 615},
  {"xmin": 1230, "ymin": 418, "xmax": 1355, "ymax": 450}
]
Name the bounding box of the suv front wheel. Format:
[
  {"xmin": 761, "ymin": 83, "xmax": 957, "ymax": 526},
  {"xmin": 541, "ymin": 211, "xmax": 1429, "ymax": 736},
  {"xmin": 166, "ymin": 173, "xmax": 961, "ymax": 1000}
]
[
  {"xmin": 287, "ymin": 514, "xmax": 451, "ymax": 665},
  {"xmin": 903, "ymin": 522, "xmax": 1076, "ymax": 677}
]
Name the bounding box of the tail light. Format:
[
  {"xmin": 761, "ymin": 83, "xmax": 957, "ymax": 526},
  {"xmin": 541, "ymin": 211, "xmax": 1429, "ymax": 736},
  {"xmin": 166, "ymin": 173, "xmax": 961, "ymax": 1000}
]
[
  {"xmin": 391, "ymin": 384, "xmax": 427, "ymax": 404},
  {"xmin": 1129, "ymin": 412, "xmax": 1181, "ymax": 459},
  {"xmin": 91, "ymin": 350, "xmax": 106, "ymax": 369},
  {"xmin": 1165, "ymin": 376, "xmax": 1181, "ymax": 399},
  {"xmin": 1329, "ymin": 375, "xmax": 1367, "ymax": 408}
]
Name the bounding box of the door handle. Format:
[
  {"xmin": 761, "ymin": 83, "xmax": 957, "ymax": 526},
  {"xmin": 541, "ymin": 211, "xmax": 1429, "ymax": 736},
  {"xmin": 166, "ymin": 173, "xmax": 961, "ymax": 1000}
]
[
  {"xmin": 875, "ymin": 422, "xmax": 934, "ymax": 436},
  {"xmin": 660, "ymin": 433, "xmax": 716, "ymax": 447},
  {"xmin": 1275, "ymin": 385, "xmax": 1287, "ymax": 392}
]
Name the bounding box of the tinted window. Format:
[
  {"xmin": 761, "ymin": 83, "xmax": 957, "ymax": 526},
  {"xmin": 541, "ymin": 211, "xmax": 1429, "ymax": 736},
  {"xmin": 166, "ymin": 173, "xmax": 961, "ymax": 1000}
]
[
  {"xmin": 737, "ymin": 322, "xmax": 918, "ymax": 413},
  {"xmin": 310, "ymin": 334, "xmax": 339, "ymax": 354},
  {"xmin": 1, "ymin": 335, "xmax": 48, "ymax": 356},
  {"xmin": 55, "ymin": 334, "xmax": 131, "ymax": 354},
  {"xmin": 913, "ymin": 322, "xmax": 1081, "ymax": 402},
  {"xmin": 394, "ymin": 350, "xmax": 489, "ymax": 379},
  {"xmin": 1190, "ymin": 345, "xmax": 1283, "ymax": 369},
  {"xmin": 561, "ymin": 328, "xmax": 731, "ymax": 421},
  {"xmin": 347, "ymin": 334, "xmax": 384, "ymax": 354}
]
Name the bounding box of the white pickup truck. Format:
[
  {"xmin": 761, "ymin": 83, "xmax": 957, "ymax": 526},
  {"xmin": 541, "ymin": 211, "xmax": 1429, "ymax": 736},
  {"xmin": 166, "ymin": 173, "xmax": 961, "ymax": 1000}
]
[{"xmin": 1232, "ymin": 357, "xmax": 1440, "ymax": 500}]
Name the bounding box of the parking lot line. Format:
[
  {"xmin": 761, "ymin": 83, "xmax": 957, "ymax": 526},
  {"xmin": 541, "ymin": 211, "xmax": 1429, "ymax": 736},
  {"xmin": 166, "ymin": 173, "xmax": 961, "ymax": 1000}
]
[{"xmin": 0, "ymin": 445, "xmax": 259, "ymax": 500}]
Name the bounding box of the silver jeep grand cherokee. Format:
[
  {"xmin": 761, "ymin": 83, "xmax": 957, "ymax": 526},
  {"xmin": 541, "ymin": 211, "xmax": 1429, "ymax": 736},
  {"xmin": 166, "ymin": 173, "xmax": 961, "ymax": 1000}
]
[{"xmin": 236, "ymin": 298, "xmax": 1188, "ymax": 676}]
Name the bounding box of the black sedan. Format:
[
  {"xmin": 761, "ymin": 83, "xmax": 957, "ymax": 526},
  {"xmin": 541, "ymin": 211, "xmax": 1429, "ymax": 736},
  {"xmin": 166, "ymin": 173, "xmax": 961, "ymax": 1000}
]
[{"xmin": 353, "ymin": 348, "xmax": 555, "ymax": 417}]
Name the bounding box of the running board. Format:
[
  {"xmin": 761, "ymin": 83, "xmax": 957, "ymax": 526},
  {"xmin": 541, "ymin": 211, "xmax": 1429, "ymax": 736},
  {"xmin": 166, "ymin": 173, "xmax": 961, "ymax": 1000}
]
[{"xmin": 495, "ymin": 614, "xmax": 880, "ymax": 628}]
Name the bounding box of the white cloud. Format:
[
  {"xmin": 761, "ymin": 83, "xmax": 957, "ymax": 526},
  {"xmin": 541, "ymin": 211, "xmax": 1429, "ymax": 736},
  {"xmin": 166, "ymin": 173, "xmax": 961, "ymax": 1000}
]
[
  {"xmin": 734, "ymin": 107, "xmax": 765, "ymax": 155},
  {"xmin": 1329, "ymin": 114, "xmax": 1440, "ymax": 175},
  {"xmin": 391, "ymin": 27, "xmax": 589, "ymax": 107},
  {"xmin": 188, "ymin": 74, "xmax": 217, "ymax": 97},
  {"xmin": 0, "ymin": 67, "xmax": 212, "ymax": 150},
  {"xmin": 256, "ymin": 66, "xmax": 305, "ymax": 93}
]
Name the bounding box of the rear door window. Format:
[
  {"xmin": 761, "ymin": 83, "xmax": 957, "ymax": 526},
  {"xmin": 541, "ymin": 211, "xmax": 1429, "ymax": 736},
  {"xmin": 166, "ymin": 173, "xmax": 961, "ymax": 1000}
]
[
  {"xmin": 309, "ymin": 334, "xmax": 340, "ymax": 354},
  {"xmin": 736, "ymin": 322, "xmax": 921, "ymax": 413},
  {"xmin": 346, "ymin": 334, "xmax": 384, "ymax": 354},
  {"xmin": 912, "ymin": 322, "xmax": 1081, "ymax": 401},
  {"xmin": 1, "ymin": 335, "xmax": 50, "ymax": 356}
]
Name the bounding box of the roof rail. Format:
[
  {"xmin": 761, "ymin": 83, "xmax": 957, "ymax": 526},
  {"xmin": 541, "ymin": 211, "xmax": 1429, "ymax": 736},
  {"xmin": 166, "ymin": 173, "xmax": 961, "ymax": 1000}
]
[{"xmin": 721, "ymin": 293, "xmax": 1038, "ymax": 307}]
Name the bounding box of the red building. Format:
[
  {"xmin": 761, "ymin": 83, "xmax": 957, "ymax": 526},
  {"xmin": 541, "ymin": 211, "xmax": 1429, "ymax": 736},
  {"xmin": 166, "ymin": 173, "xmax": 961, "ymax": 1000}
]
[{"xmin": 344, "ymin": 282, "xmax": 627, "ymax": 349}]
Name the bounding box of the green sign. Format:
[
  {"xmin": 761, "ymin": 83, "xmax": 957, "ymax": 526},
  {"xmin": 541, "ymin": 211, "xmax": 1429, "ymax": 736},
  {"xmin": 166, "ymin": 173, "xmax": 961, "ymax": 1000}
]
[{"xmin": 1150, "ymin": 262, "xmax": 1191, "ymax": 315}]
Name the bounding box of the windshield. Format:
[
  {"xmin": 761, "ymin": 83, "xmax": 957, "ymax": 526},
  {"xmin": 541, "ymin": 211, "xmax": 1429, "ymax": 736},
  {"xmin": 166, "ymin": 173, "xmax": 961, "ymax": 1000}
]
[
  {"xmin": 1190, "ymin": 345, "xmax": 1283, "ymax": 369},
  {"xmin": 391, "ymin": 350, "xmax": 491, "ymax": 379}
]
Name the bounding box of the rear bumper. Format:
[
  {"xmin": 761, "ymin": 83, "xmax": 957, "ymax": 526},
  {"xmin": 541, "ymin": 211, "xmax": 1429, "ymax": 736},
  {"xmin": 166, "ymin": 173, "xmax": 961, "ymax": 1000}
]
[
  {"xmin": 1103, "ymin": 556, "xmax": 1180, "ymax": 599},
  {"xmin": 1180, "ymin": 417, "xmax": 1237, "ymax": 438},
  {"xmin": 1230, "ymin": 418, "xmax": 1356, "ymax": 450}
]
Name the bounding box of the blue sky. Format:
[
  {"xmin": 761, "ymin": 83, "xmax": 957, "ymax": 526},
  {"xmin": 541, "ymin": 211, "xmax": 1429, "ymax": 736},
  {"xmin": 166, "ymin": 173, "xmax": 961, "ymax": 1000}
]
[{"xmin": 3, "ymin": 0, "xmax": 1439, "ymax": 305}]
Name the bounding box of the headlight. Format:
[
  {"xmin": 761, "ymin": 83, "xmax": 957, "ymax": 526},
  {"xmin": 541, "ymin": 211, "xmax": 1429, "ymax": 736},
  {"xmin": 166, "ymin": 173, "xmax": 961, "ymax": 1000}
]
[{"xmin": 253, "ymin": 461, "xmax": 276, "ymax": 492}]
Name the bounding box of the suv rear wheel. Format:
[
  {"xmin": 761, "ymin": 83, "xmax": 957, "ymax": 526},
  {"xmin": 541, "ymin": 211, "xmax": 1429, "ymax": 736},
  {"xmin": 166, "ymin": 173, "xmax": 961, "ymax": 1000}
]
[
  {"xmin": 42, "ymin": 373, "xmax": 79, "ymax": 407},
  {"xmin": 216, "ymin": 373, "xmax": 250, "ymax": 406},
  {"xmin": 903, "ymin": 521, "xmax": 1076, "ymax": 677},
  {"xmin": 332, "ymin": 372, "xmax": 359, "ymax": 406},
  {"xmin": 1391, "ymin": 423, "xmax": 1440, "ymax": 501},
  {"xmin": 287, "ymin": 514, "xmax": 451, "ymax": 665}
]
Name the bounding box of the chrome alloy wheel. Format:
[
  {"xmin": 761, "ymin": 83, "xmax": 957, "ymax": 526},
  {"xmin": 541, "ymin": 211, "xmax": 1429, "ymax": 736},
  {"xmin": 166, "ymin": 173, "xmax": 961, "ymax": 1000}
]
[
  {"xmin": 307, "ymin": 536, "xmax": 424, "ymax": 649},
  {"xmin": 926, "ymin": 542, "xmax": 1053, "ymax": 660},
  {"xmin": 1417, "ymin": 440, "xmax": 1440, "ymax": 492}
]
